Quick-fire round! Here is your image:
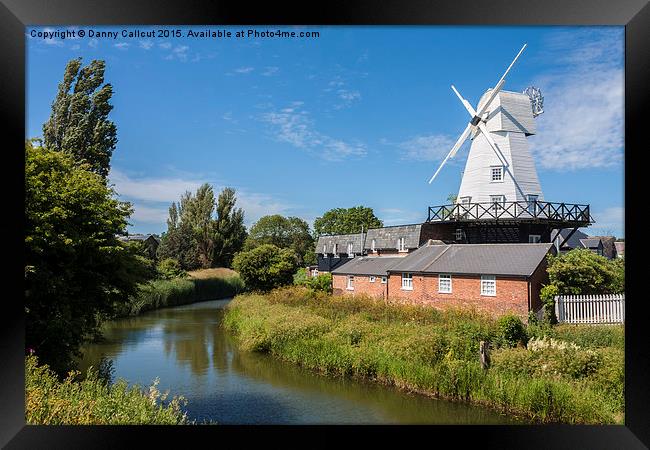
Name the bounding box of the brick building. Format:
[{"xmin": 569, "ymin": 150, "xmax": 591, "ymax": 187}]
[{"xmin": 331, "ymin": 241, "xmax": 554, "ymax": 319}]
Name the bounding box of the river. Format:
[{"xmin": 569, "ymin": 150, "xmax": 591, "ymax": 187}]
[{"xmin": 78, "ymin": 299, "xmax": 521, "ymax": 424}]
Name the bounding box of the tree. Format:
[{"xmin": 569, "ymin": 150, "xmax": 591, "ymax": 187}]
[
  {"xmin": 546, "ymin": 249, "xmax": 624, "ymax": 295},
  {"xmin": 447, "ymin": 193, "xmax": 458, "ymax": 204},
  {"xmin": 313, "ymin": 206, "xmax": 383, "ymax": 236},
  {"xmin": 156, "ymin": 222, "xmax": 200, "ymax": 271},
  {"xmin": 232, "ymin": 244, "xmax": 298, "ymax": 292},
  {"xmin": 43, "ymin": 58, "xmax": 117, "ymax": 178},
  {"xmin": 212, "ymin": 188, "xmax": 247, "ymax": 268},
  {"xmin": 244, "ymin": 215, "xmax": 314, "ymax": 266},
  {"xmin": 25, "ymin": 142, "xmax": 148, "ymax": 375},
  {"xmin": 179, "ymin": 183, "xmax": 215, "ymax": 269}
]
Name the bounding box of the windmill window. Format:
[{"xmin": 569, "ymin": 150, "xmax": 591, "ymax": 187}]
[
  {"xmin": 527, "ymin": 195, "xmax": 539, "ymax": 215},
  {"xmin": 491, "ymin": 166, "xmax": 504, "ymax": 182},
  {"xmin": 460, "ymin": 196, "xmax": 471, "ymax": 205},
  {"xmin": 401, "ymin": 273, "xmax": 413, "ymax": 290},
  {"xmin": 529, "ymin": 235, "xmax": 541, "ymax": 243},
  {"xmin": 455, "ymin": 228, "xmax": 465, "ymax": 241}
]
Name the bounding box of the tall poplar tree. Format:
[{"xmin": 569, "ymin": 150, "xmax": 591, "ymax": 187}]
[
  {"xmin": 213, "ymin": 188, "xmax": 247, "ymax": 268},
  {"xmin": 42, "ymin": 58, "xmax": 117, "ymax": 178}
]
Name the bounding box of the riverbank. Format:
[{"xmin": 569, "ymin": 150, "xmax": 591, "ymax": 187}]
[
  {"xmin": 115, "ymin": 269, "xmax": 244, "ymax": 317},
  {"xmin": 26, "ymin": 355, "xmax": 190, "ymax": 425},
  {"xmin": 223, "ymin": 287, "xmax": 624, "ymax": 424}
]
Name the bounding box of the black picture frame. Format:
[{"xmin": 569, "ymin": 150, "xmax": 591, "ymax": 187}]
[{"xmin": 2, "ymin": 0, "xmax": 648, "ymax": 448}]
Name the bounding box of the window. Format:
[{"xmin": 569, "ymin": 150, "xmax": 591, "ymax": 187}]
[
  {"xmin": 333, "ymin": 243, "xmax": 338, "ymax": 257},
  {"xmin": 490, "ymin": 195, "xmax": 505, "ymax": 213},
  {"xmin": 323, "ymin": 244, "xmax": 327, "ymax": 254},
  {"xmin": 398, "ymin": 237, "xmax": 406, "ymax": 252},
  {"xmin": 491, "ymin": 166, "xmax": 504, "ymax": 182},
  {"xmin": 401, "ymin": 273, "xmax": 413, "ymax": 290},
  {"xmin": 460, "ymin": 196, "xmax": 471, "ymax": 205},
  {"xmin": 313, "ymin": 269, "xmax": 319, "ymax": 277},
  {"xmin": 528, "ymin": 235, "xmax": 541, "ymax": 243},
  {"xmin": 381, "ymin": 276, "xmax": 387, "ymax": 284},
  {"xmin": 438, "ymin": 274, "xmax": 452, "ymax": 293},
  {"xmin": 527, "ymin": 194, "xmax": 539, "ymax": 215},
  {"xmin": 347, "ymin": 275, "xmax": 354, "ymax": 290},
  {"xmin": 347, "ymin": 242, "xmax": 354, "ymax": 257},
  {"xmin": 481, "ymin": 275, "xmax": 496, "ymax": 296},
  {"xmin": 455, "ymin": 228, "xmax": 465, "ymax": 241},
  {"xmin": 371, "ymin": 239, "xmax": 376, "ymax": 252},
  {"xmin": 369, "ymin": 276, "xmax": 376, "ymax": 283}
]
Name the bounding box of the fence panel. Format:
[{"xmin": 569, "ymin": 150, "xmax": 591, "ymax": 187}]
[{"xmin": 554, "ymin": 294, "xmax": 625, "ymax": 324}]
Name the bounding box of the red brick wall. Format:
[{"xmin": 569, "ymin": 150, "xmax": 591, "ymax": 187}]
[
  {"xmin": 332, "ymin": 274, "xmax": 387, "ymax": 299},
  {"xmin": 528, "ymin": 258, "xmax": 549, "ymax": 313},
  {"xmin": 386, "ymin": 272, "xmax": 531, "ymax": 319}
]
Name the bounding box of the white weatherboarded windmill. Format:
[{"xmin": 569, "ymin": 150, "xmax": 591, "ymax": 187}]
[{"xmin": 429, "ymin": 44, "xmax": 546, "ymax": 208}]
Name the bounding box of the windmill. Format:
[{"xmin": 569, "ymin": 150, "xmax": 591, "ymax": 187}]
[{"xmin": 427, "ymin": 44, "xmax": 545, "ymax": 206}]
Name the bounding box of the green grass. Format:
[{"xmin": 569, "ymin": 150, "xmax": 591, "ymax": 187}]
[
  {"xmin": 116, "ymin": 275, "xmax": 244, "ymax": 317},
  {"xmin": 26, "ymin": 355, "xmax": 190, "ymax": 425},
  {"xmin": 223, "ymin": 286, "xmax": 624, "ymax": 424}
]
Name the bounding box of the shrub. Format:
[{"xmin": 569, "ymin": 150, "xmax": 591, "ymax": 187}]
[
  {"xmin": 233, "ymin": 244, "xmax": 298, "ymax": 292},
  {"xmin": 293, "ymin": 268, "xmax": 309, "ymax": 286},
  {"xmin": 25, "ymin": 355, "xmax": 189, "ymax": 425},
  {"xmin": 546, "ymin": 250, "xmax": 624, "ymax": 295},
  {"xmin": 157, "ymin": 258, "xmax": 187, "ymax": 280},
  {"xmin": 496, "ymin": 314, "xmax": 527, "ymax": 348},
  {"xmin": 540, "ymin": 284, "xmax": 559, "ymax": 325},
  {"xmin": 308, "ymin": 273, "xmax": 333, "ymax": 294}
]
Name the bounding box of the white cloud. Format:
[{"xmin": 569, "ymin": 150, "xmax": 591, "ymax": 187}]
[
  {"xmin": 139, "ymin": 40, "xmax": 154, "ymax": 50},
  {"xmin": 529, "ymin": 28, "xmax": 624, "ymax": 170},
  {"xmin": 70, "ymin": 44, "xmax": 80, "ymax": 51},
  {"xmin": 234, "ymin": 66, "xmax": 254, "ymax": 74},
  {"xmin": 261, "ymin": 103, "xmax": 366, "ymax": 161},
  {"xmin": 589, "ymin": 206, "xmax": 625, "ymax": 237},
  {"xmin": 109, "ymin": 169, "xmax": 294, "ymax": 228},
  {"xmin": 114, "ymin": 42, "xmax": 130, "ymax": 50},
  {"xmin": 88, "ymin": 39, "xmax": 98, "ymax": 48},
  {"xmin": 379, "ymin": 208, "xmax": 424, "ymax": 226},
  {"xmin": 159, "ymin": 42, "xmax": 172, "ymax": 49},
  {"xmin": 262, "ymin": 66, "xmax": 279, "ymax": 76},
  {"xmin": 396, "ymin": 134, "xmax": 459, "ymax": 162}
]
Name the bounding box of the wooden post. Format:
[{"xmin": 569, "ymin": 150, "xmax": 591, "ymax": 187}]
[{"xmin": 480, "ymin": 341, "xmax": 490, "ymax": 370}]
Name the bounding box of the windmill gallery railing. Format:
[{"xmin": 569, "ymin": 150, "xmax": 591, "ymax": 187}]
[{"xmin": 427, "ymin": 201, "xmax": 593, "ymax": 224}]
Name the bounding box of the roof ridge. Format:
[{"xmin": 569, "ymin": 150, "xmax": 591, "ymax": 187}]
[{"xmin": 421, "ymin": 244, "xmax": 452, "ymax": 272}]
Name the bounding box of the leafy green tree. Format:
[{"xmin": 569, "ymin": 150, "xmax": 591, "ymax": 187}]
[
  {"xmin": 156, "ymin": 258, "xmax": 187, "ymax": 280},
  {"xmin": 179, "ymin": 183, "xmax": 215, "ymax": 269},
  {"xmin": 42, "ymin": 58, "xmax": 117, "ymax": 178},
  {"xmin": 232, "ymin": 244, "xmax": 298, "ymax": 292},
  {"xmin": 313, "ymin": 206, "xmax": 383, "ymax": 236},
  {"xmin": 157, "ymin": 221, "xmax": 200, "ymax": 271},
  {"xmin": 546, "ymin": 249, "xmax": 624, "ymax": 295},
  {"xmin": 212, "ymin": 187, "xmax": 247, "ymax": 268},
  {"xmin": 244, "ymin": 215, "xmax": 314, "ymax": 266},
  {"xmin": 25, "ymin": 142, "xmax": 147, "ymax": 375}
]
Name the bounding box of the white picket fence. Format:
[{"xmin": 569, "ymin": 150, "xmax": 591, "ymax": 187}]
[{"xmin": 555, "ymin": 294, "xmax": 625, "ymax": 324}]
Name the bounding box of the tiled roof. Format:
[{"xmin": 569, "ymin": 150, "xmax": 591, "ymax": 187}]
[
  {"xmin": 332, "ymin": 257, "xmax": 403, "ymax": 276},
  {"xmin": 388, "ymin": 242, "xmax": 552, "ymax": 277},
  {"xmin": 580, "ymin": 238, "xmax": 602, "ymax": 249},
  {"xmin": 316, "ymin": 233, "xmax": 365, "ymax": 255},
  {"xmin": 551, "ymin": 228, "xmax": 589, "ymax": 249},
  {"xmin": 364, "ymin": 224, "xmax": 422, "ymax": 250}
]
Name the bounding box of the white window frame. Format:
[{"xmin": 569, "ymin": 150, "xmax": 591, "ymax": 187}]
[
  {"xmin": 438, "ymin": 274, "xmax": 452, "ymax": 293},
  {"xmin": 490, "ymin": 166, "xmax": 504, "ymax": 182},
  {"xmin": 398, "ymin": 237, "xmax": 406, "ymax": 252},
  {"xmin": 313, "ymin": 269, "xmax": 319, "ymax": 277},
  {"xmin": 528, "ymin": 234, "xmax": 541, "ymax": 243},
  {"xmin": 381, "ymin": 276, "xmax": 387, "ymax": 284},
  {"xmin": 347, "ymin": 275, "xmax": 354, "ymax": 290},
  {"xmin": 527, "ymin": 194, "xmax": 539, "ymax": 215},
  {"xmin": 347, "ymin": 242, "xmax": 354, "ymax": 257},
  {"xmin": 401, "ymin": 272, "xmax": 413, "ymax": 290},
  {"xmin": 490, "ymin": 195, "xmax": 506, "ymax": 213},
  {"xmin": 333, "ymin": 243, "xmax": 338, "ymax": 258},
  {"xmin": 371, "ymin": 239, "xmax": 376, "ymax": 252},
  {"xmin": 323, "ymin": 244, "xmax": 327, "ymax": 254},
  {"xmin": 481, "ymin": 275, "xmax": 496, "ymax": 297},
  {"xmin": 455, "ymin": 228, "xmax": 464, "ymax": 241},
  {"xmin": 460, "ymin": 196, "xmax": 472, "ymax": 205},
  {"xmin": 369, "ymin": 276, "xmax": 376, "ymax": 283}
]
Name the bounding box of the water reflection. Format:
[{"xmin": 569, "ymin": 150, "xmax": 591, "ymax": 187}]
[{"xmin": 79, "ymin": 299, "xmax": 520, "ymax": 424}]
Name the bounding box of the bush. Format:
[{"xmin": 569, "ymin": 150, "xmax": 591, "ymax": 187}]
[
  {"xmin": 157, "ymin": 258, "xmax": 187, "ymax": 280},
  {"xmin": 293, "ymin": 268, "xmax": 309, "ymax": 286},
  {"xmin": 540, "ymin": 284, "xmax": 559, "ymax": 325},
  {"xmin": 308, "ymin": 273, "xmax": 333, "ymax": 294},
  {"xmin": 496, "ymin": 314, "xmax": 527, "ymax": 348},
  {"xmin": 25, "ymin": 355, "xmax": 189, "ymax": 424},
  {"xmin": 232, "ymin": 244, "xmax": 298, "ymax": 292},
  {"xmin": 546, "ymin": 250, "xmax": 624, "ymax": 295}
]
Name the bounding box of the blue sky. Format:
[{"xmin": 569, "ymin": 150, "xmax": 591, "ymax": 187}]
[{"xmin": 26, "ymin": 26, "xmax": 625, "ymax": 238}]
